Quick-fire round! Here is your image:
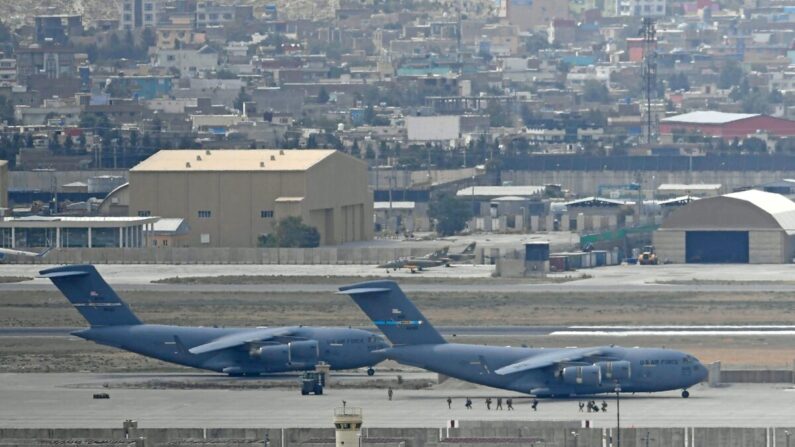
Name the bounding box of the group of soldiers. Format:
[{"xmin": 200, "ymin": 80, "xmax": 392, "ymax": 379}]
[
  {"xmin": 456, "ymin": 397, "xmax": 539, "ymax": 411},
  {"xmin": 579, "ymin": 400, "xmax": 608, "ymax": 412},
  {"xmin": 389, "ymin": 389, "xmax": 606, "ymax": 414}
]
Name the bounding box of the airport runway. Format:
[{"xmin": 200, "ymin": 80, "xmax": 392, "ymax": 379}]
[
  {"xmin": 8, "ymin": 325, "xmax": 795, "ymax": 338},
  {"xmin": 4, "ymin": 263, "xmax": 795, "ymax": 293},
  {"xmin": 0, "ymin": 372, "xmax": 793, "ymax": 428}
]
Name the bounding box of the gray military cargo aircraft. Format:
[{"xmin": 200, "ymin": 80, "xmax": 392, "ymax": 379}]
[
  {"xmin": 339, "ymin": 280, "xmax": 709, "ymax": 398},
  {"xmin": 41, "ymin": 265, "xmax": 388, "ymax": 376}
]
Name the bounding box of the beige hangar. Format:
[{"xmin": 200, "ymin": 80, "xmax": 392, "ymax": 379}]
[{"xmin": 129, "ymin": 149, "xmax": 373, "ymax": 247}]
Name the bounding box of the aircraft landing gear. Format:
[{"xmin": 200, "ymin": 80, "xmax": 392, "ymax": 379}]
[
  {"xmin": 367, "ymin": 367, "xmax": 375, "ymax": 376},
  {"xmin": 681, "ymin": 390, "xmax": 690, "ymax": 398}
]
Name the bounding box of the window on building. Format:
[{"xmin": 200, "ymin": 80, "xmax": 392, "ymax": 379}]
[
  {"xmin": 144, "ymin": 2, "xmax": 153, "ymax": 11},
  {"xmin": 144, "ymin": 14, "xmax": 153, "ymax": 22},
  {"xmin": 124, "ymin": 13, "xmax": 132, "ymax": 21},
  {"xmin": 163, "ymin": 239, "xmax": 168, "ymax": 246},
  {"xmin": 198, "ymin": 210, "xmax": 212, "ymax": 218},
  {"xmin": 260, "ymin": 210, "xmax": 274, "ymax": 218},
  {"xmin": 200, "ymin": 233, "xmax": 211, "ymax": 244},
  {"xmin": 152, "ymin": 239, "xmax": 157, "ymax": 246},
  {"xmin": 198, "ymin": 13, "xmax": 206, "ymax": 20},
  {"xmin": 138, "ymin": 210, "xmax": 151, "ymax": 217},
  {"xmin": 124, "ymin": 3, "xmax": 132, "ymax": 11}
]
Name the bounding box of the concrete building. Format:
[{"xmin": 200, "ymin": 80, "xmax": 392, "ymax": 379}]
[
  {"xmin": 129, "ymin": 149, "xmax": 372, "ymax": 247},
  {"xmin": 0, "ymin": 160, "xmax": 7, "ymax": 209},
  {"xmin": 504, "ymin": 0, "xmax": 570, "ymax": 31},
  {"xmin": 0, "ymin": 216, "xmax": 158, "ymax": 249},
  {"xmin": 150, "ymin": 217, "xmax": 190, "ymax": 247},
  {"xmin": 120, "ymin": 0, "xmax": 161, "ymax": 29},
  {"xmin": 34, "ymin": 15, "xmax": 83, "ymax": 44},
  {"xmin": 155, "ymin": 46, "xmax": 219, "ymax": 76},
  {"xmin": 659, "ymin": 111, "xmax": 795, "ymax": 140},
  {"xmin": 406, "ymin": 115, "xmax": 461, "ymax": 142},
  {"xmin": 616, "ymin": 0, "xmax": 666, "ymax": 16},
  {"xmin": 654, "ymin": 190, "xmax": 795, "ymax": 264}
]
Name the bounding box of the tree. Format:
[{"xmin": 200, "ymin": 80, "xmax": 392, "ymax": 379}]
[
  {"xmin": 258, "ymin": 216, "xmax": 321, "ymax": 247},
  {"xmin": 718, "ymin": 60, "xmax": 744, "ymax": 90},
  {"xmin": 233, "ymin": 87, "xmax": 251, "ymax": 113},
  {"xmin": 428, "ymin": 193, "xmax": 473, "ymax": 236},
  {"xmin": 0, "ymin": 96, "xmax": 15, "ymax": 124},
  {"xmin": 317, "ymin": 87, "xmax": 330, "ymax": 104},
  {"xmin": 582, "ymin": 80, "xmax": 610, "ymax": 103},
  {"xmin": 668, "ymin": 72, "xmax": 690, "ymax": 91}
]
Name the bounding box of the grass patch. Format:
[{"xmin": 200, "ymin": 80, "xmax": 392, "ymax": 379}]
[{"xmin": 0, "ymin": 276, "xmax": 33, "ymax": 284}]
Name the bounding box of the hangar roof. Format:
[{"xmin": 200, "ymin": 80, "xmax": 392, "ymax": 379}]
[
  {"xmin": 660, "ymin": 189, "xmax": 795, "ymax": 233},
  {"xmin": 131, "ymin": 149, "xmax": 336, "ymax": 172},
  {"xmin": 455, "ymin": 186, "xmax": 545, "ymax": 198},
  {"xmin": 660, "ymin": 111, "xmax": 759, "ymax": 125}
]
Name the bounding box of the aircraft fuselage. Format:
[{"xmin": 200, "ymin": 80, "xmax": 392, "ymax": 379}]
[{"xmin": 75, "ymin": 324, "xmax": 387, "ymax": 375}]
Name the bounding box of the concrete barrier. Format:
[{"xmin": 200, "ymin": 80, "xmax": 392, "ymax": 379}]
[
  {"xmin": 8, "ymin": 245, "xmax": 456, "ymax": 265},
  {"xmin": 3, "ymin": 425, "xmax": 795, "ymax": 447}
]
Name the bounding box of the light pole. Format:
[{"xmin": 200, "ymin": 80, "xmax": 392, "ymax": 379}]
[
  {"xmin": 641, "ymin": 430, "xmax": 654, "ymax": 447},
  {"xmin": 785, "ymin": 430, "xmax": 791, "ymax": 447},
  {"xmin": 571, "ymin": 431, "xmax": 579, "ymax": 447},
  {"xmin": 615, "ymin": 386, "xmax": 621, "ymax": 447}
]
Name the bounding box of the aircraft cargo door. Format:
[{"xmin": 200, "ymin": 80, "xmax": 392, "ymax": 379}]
[{"xmin": 685, "ymin": 231, "xmax": 749, "ymax": 263}]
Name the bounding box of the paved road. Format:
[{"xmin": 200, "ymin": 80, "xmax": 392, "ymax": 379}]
[
  {"xmin": 5, "ymin": 281, "xmax": 795, "ymax": 294},
  {"xmin": 0, "ymin": 373, "xmax": 792, "ymax": 428},
  {"xmin": 5, "ymin": 263, "xmax": 795, "ymax": 293}
]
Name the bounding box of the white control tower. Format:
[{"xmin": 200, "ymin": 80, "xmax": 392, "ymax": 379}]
[{"xmin": 333, "ymin": 403, "xmax": 363, "ymax": 447}]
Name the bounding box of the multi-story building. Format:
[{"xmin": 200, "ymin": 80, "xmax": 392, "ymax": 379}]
[
  {"xmin": 502, "ymin": 0, "xmax": 570, "ymax": 31},
  {"xmin": 195, "ymin": 2, "xmax": 252, "ymax": 28},
  {"xmin": 0, "ymin": 59, "xmax": 16, "ymax": 85},
  {"xmin": 120, "ymin": 0, "xmax": 161, "ymax": 29},
  {"xmin": 615, "ymin": 0, "xmax": 666, "ymax": 17},
  {"xmin": 15, "ymin": 45, "xmax": 78, "ymax": 83},
  {"xmin": 34, "ymin": 15, "xmax": 83, "ymax": 44}
]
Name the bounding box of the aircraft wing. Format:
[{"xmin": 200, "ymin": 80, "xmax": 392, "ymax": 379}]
[
  {"xmin": 494, "ymin": 347, "xmax": 612, "ymax": 375},
  {"xmin": 0, "ymin": 247, "xmax": 53, "ymax": 258},
  {"xmin": 188, "ymin": 328, "xmax": 297, "ymax": 355}
]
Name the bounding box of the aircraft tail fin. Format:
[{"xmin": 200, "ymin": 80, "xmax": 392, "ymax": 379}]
[
  {"xmin": 39, "ymin": 265, "xmax": 142, "ymax": 327},
  {"xmin": 338, "ymin": 280, "xmax": 446, "ymax": 346},
  {"xmin": 461, "ymin": 242, "xmax": 476, "ymax": 254}
]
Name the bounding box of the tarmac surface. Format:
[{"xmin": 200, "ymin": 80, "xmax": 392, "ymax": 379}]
[
  {"xmin": 5, "ymin": 263, "xmax": 795, "ymax": 293},
  {"xmin": 0, "ymin": 372, "xmax": 793, "ymax": 428}
]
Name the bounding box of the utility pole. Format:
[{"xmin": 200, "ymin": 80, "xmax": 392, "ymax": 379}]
[
  {"xmin": 641, "ymin": 17, "xmax": 657, "ymax": 145},
  {"xmin": 615, "ymin": 386, "xmax": 621, "ymax": 447}
]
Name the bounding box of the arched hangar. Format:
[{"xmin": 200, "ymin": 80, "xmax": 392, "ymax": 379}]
[{"xmin": 653, "ymin": 190, "xmax": 795, "ymax": 263}]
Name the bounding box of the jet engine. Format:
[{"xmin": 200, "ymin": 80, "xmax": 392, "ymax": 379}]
[
  {"xmin": 251, "ymin": 344, "xmax": 289, "ymax": 365},
  {"xmin": 561, "ymin": 365, "xmax": 601, "ymax": 386},
  {"xmin": 597, "ymin": 361, "xmax": 631, "ymax": 382},
  {"xmin": 287, "ymin": 340, "xmax": 319, "ymax": 366}
]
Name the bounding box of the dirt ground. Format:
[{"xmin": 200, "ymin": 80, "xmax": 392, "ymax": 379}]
[{"xmin": 2, "ymin": 290, "xmax": 795, "ymax": 371}]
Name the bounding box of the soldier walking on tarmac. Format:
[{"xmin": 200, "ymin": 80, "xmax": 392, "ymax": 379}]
[
  {"xmin": 447, "ymin": 397, "xmax": 452, "ymax": 409},
  {"xmin": 496, "ymin": 397, "xmax": 503, "ymax": 410},
  {"xmin": 387, "ymin": 387, "xmax": 393, "ymax": 401}
]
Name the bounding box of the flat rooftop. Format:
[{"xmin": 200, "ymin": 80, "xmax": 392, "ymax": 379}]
[{"xmin": 131, "ymin": 149, "xmax": 338, "ymax": 172}]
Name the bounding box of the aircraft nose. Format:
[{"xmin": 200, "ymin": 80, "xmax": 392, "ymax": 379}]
[{"xmin": 695, "ymin": 362, "xmax": 709, "ymax": 383}]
